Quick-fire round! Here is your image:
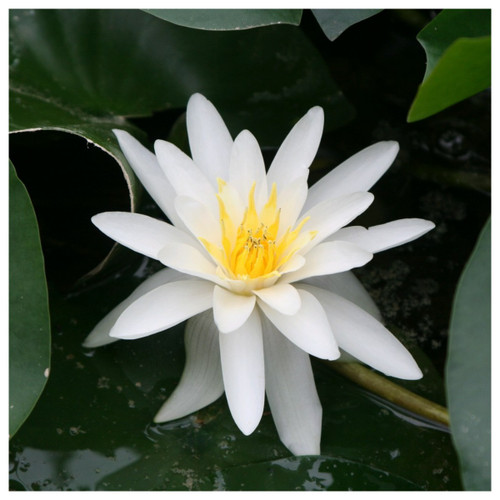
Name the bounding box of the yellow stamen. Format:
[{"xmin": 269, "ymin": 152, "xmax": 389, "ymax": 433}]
[{"xmin": 201, "ymin": 179, "xmax": 316, "ymax": 285}]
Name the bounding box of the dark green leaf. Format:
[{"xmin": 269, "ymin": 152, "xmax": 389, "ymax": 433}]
[
  {"xmin": 312, "ymin": 9, "xmax": 381, "ymax": 41},
  {"xmin": 9, "ymin": 161, "xmax": 51, "ymax": 438},
  {"xmin": 144, "ymin": 9, "xmax": 302, "ymax": 30},
  {"xmin": 446, "ymin": 218, "xmax": 491, "ymax": 490},
  {"xmin": 10, "ymin": 9, "xmax": 352, "ymax": 147},
  {"xmin": 407, "ymin": 9, "xmax": 491, "ymax": 122},
  {"xmin": 417, "ymin": 9, "xmax": 491, "ymax": 79}
]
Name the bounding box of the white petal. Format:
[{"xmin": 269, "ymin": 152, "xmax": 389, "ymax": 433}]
[
  {"xmin": 174, "ymin": 195, "xmax": 222, "ymax": 242},
  {"xmin": 83, "ymin": 268, "xmax": 188, "ymax": 348},
  {"xmin": 253, "ymin": 283, "xmax": 301, "ymax": 315},
  {"xmin": 92, "ymin": 212, "xmax": 196, "ymax": 260},
  {"xmin": 276, "ymin": 175, "xmax": 309, "ymax": 239},
  {"xmin": 304, "ymin": 141, "xmax": 399, "ymax": 211},
  {"xmin": 301, "ymin": 285, "xmax": 422, "ymax": 380},
  {"xmin": 282, "ymin": 241, "xmax": 373, "ymax": 284},
  {"xmin": 262, "ymin": 315, "xmax": 322, "ymax": 455},
  {"xmin": 267, "ymin": 106, "xmax": 324, "ymax": 192},
  {"xmin": 154, "ymin": 311, "xmax": 224, "ymax": 422},
  {"xmin": 328, "ymin": 218, "xmax": 436, "ymax": 253},
  {"xmin": 219, "ymin": 309, "xmax": 265, "ymax": 435},
  {"xmin": 154, "ymin": 139, "xmax": 218, "ymax": 215},
  {"xmin": 186, "ymin": 93, "xmax": 233, "ymax": 183},
  {"xmin": 300, "ymin": 192, "xmax": 374, "ymax": 253},
  {"xmin": 229, "ymin": 130, "xmax": 268, "ymax": 210},
  {"xmin": 279, "ymin": 253, "xmax": 306, "ymax": 274},
  {"xmin": 213, "ymin": 286, "xmax": 256, "ymax": 333},
  {"xmin": 110, "ymin": 280, "xmax": 214, "ymax": 340},
  {"xmin": 304, "ymin": 272, "xmax": 382, "ymax": 321},
  {"xmin": 258, "ymin": 288, "xmax": 339, "ymax": 360},
  {"xmin": 158, "ymin": 243, "xmax": 224, "ymax": 285},
  {"xmin": 113, "ymin": 129, "xmax": 183, "ymax": 228}
]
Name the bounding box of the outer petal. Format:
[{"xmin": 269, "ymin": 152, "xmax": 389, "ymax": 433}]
[
  {"xmin": 83, "ymin": 268, "xmax": 188, "ymax": 348},
  {"xmin": 112, "ymin": 129, "xmax": 183, "ymax": 228},
  {"xmin": 301, "ymin": 284, "xmax": 423, "ymax": 380},
  {"xmin": 229, "ymin": 130, "xmax": 268, "ymax": 210},
  {"xmin": 262, "ymin": 315, "xmax": 322, "ymax": 455},
  {"xmin": 300, "ymin": 192, "xmax": 374, "ymax": 253},
  {"xmin": 253, "ymin": 283, "xmax": 301, "ymax": 315},
  {"xmin": 154, "ymin": 311, "xmax": 224, "ymax": 422},
  {"xmin": 281, "ymin": 241, "xmax": 373, "ymax": 284},
  {"xmin": 304, "ymin": 272, "xmax": 382, "ymax": 321},
  {"xmin": 258, "ymin": 288, "xmax": 339, "ymax": 360},
  {"xmin": 110, "ymin": 280, "xmax": 214, "ymax": 340},
  {"xmin": 92, "ymin": 212, "xmax": 197, "ymax": 260},
  {"xmin": 158, "ymin": 243, "xmax": 224, "ymax": 286},
  {"xmin": 186, "ymin": 93, "xmax": 233, "ymax": 183},
  {"xmin": 267, "ymin": 106, "xmax": 324, "ymax": 193},
  {"xmin": 327, "ymin": 219, "xmax": 435, "ymax": 253},
  {"xmin": 154, "ymin": 139, "xmax": 218, "ymax": 215},
  {"xmin": 219, "ymin": 309, "xmax": 265, "ymax": 435},
  {"xmin": 213, "ymin": 285, "xmax": 256, "ymax": 333},
  {"xmin": 303, "ymin": 141, "xmax": 399, "ymax": 212}
]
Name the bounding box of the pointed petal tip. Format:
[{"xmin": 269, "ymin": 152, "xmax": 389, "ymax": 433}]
[
  {"xmin": 308, "ymin": 105, "xmax": 324, "ymax": 119},
  {"xmin": 188, "ymin": 92, "xmax": 206, "ymax": 104},
  {"xmin": 326, "ymin": 349, "xmax": 342, "ymax": 361},
  {"xmin": 395, "ymin": 363, "xmax": 424, "ymax": 381},
  {"xmin": 153, "ymin": 407, "xmax": 174, "ymax": 423},
  {"xmin": 236, "ymin": 417, "xmax": 260, "ymax": 436}
]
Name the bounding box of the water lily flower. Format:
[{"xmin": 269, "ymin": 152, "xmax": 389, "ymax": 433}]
[{"xmin": 84, "ymin": 93, "xmax": 434, "ymax": 456}]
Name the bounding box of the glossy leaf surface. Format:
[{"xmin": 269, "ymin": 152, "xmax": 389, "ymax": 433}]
[
  {"xmin": 407, "ymin": 9, "xmax": 491, "ymax": 122},
  {"xmin": 446, "ymin": 218, "xmax": 491, "ymax": 490},
  {"xmin": 10, "ymin": 9, "xmax": 352, "ymax": 147},
  {"xmin": 144, "ymin": 9, "xmax": 302, "ymax": 30},
  {"xmin": 312, "ymin": 9, "xmax": 382, "ymax": 41},
  {"xmin": 9, "ymin": 161, "xmax": 51, "ymax": 438}
]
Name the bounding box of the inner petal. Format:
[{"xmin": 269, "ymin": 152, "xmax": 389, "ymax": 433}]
[{"xmin": 201, "ymin": 180, "xmax": 317, "ymax": 289}]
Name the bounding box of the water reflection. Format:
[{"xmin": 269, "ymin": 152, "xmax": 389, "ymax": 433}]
[{"xmin": 10, "ymin": 447, "xmax": 140, "ymax": 491}]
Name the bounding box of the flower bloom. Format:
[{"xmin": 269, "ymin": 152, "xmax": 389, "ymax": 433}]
[{"xmin": 84, "ymin": 94, "xmax": 434, "ymax": 455}]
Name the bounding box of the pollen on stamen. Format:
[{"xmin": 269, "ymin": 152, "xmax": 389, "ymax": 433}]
[{"xmin": 200, "ymin": 179, "xmax": 315, "ymax": 286}]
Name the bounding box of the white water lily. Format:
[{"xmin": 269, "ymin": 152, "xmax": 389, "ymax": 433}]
[{"xmin": 84, "ymin": 93, "xmax": 434, "ymax": 455}]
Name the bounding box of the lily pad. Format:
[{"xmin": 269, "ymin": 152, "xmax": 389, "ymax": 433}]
[
  {"xmin": 144, "ymin": 9, "xmax": 302, "ymax": 30},
  {"xmin": 9, "ymin": 161, "xmax": 51, "ymax": 438},
  {"xmin": 312, "ymin": 9, "xmax": 382, "ymax": 41},
  {"xmin": 407, "ymin": 9, "xmax": 491, "ymax": 122},
  {"xmin": 10, "ymin": 9, "xmax": 352, "ymax": 147},
  {"xmin": 446, "ymin": 218, "xmax": 491, "ymax": 490}
]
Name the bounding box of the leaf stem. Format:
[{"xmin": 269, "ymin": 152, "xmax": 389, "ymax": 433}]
[{"xmin": 324, "ymin": 361, "xmax": 450, "ymax": 427}]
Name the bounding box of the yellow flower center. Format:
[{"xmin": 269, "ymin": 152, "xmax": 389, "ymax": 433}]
[{"xmin": 200, "ymin": 180, "xmax": 316, "ymax": 288}]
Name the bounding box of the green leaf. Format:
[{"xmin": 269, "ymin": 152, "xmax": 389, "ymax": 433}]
[
  {"xmin": 144, "ymin": 9, "xmax": 302, "ymax": 30},
  {"xmin": 312, "ymin": 9, "xmax": 382, "ymax": 41},
  {"xmin": 446, "ymin": 218, "xmax": 491, "ymax": 490},
  {"xmin": 407, "ymin": 9, "xmax": 491, "ymax": 122},
  {"xmin": 9, "ymin": 259, "xmax": 460, "ymax": 491},
  {"xmin": 9, "ymin": 161, "xmax": 51, "ymax": 438},
  {"xmin": 10, "ymin": 9, "xmax": 352, "ymax": 148},
  {"xmin": 407, "ymin": 36, "xmax": 491, "ymax": 122},
  {"xmin": 417, "ymin": 9, "xmax": 491, "ymax": 79}
]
